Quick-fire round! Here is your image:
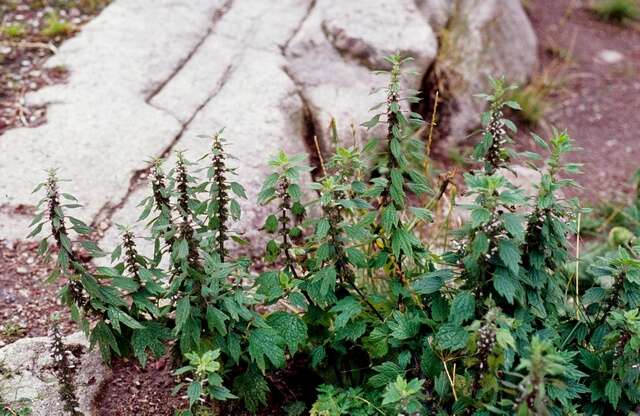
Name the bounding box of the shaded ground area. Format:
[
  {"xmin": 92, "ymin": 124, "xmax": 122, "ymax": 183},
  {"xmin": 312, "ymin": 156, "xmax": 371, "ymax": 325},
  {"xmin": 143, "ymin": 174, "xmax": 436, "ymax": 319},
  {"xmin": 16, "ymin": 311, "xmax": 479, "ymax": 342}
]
[
  {"xmin": 94, "ymin": 356, "xmax": 187, "ymax": 416},
  {"xmin": 517, "ymin": 0, "xmax": 640, "ymax": 201}
]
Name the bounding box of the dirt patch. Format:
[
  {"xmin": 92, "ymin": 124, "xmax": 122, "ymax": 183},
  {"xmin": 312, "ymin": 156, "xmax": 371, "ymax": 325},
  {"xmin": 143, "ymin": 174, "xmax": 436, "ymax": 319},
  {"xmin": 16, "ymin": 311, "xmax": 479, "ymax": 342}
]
[
  {"xmin": 0, "ymin": 0, "xmax": 111, "ymax": 136},
  {"xmin": 93, "ymin": 354, "xmax": 323, "ymax": 416},
  {"xmin": 516, "ymin": 0, "xmax": 640, "ymax": 201},
  {"xmin": 0, "ymin": 239, "xmax": 75, "ymax": 346},
  {"xmin": 93, "ymin": 356, "xmax": 187, "ymax": 416}
]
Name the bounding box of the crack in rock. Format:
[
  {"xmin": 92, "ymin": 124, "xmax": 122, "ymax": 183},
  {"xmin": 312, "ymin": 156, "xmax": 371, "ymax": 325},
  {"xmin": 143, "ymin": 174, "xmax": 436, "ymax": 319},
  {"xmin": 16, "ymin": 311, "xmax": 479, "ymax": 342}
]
[{"xmin": 145, "ymin": 0, "xmax": 235, "ymax": 104}]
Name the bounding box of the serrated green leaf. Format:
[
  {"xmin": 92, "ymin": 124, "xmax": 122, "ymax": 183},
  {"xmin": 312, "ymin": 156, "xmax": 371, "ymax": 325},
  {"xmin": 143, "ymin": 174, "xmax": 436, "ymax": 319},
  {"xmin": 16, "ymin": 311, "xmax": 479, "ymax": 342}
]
[
  {"xmin": 248, "ymin": 328, "xmax": 285, "ymax": 372},
  {"xmin": 471, "ymin": 208, "xmax": 491, "ymax": 228},
  {"xmin": 330, "ymin": 296, "xmax": 362, "ymax": 329},
  {"xmin": 605, "ymin": 379, "xmax": 621, "ymax": 409},
  {"xmin": 381, "ymin": 205, "xmax": 398, "ymax": 233},
  {"xmin": 498, "ymin": 238, "xmax": 521, "ymax": 274},
  {"xmin": 413, "ymin": 269, "xmax": 453, "ymax": 294},
  {"xmin": 502, "ymin": 213, "xmax": 525, "ymax": 241},
  {"xmin": 206, "ymin": 306, "xmax": 228, "ymax": 336},
  {"xmin": 345, "ymin": 247, "xmax": 367, "ymax": 267},
  {"xmin": 233, "ymin": 369, "xmax": 269, "ymax": 412},
  {"xmin": 175, "ymin": 297, "xmax": 191, "ymax": 333},
  {"xmin": 187, "ymin": 381, "xmax": 201, "ymax": 408},
  {"xmin": 264, "ymin": 214, "xmax": 278, "ymax": 233},
  {"xmin": 90, "ymin": 321, "xmax": 120, "ymax": 362},
  {"xmin": 316, "ymin": 218, "xmax": 330, "ymax": 239},
  {"xmin": 410, "ymin": 207, "xmax": 433, "ymax": 222},
  {"xmin": 471, "ymin": 232, "xmax": 489, "ymax": 259},
  {"xmin": 230, "ymin": 181, "xmax": 247, "ymax": 199},
  {"xmin": 436, "ymin": 323, "xmax": 468, "ymax": 351},
  {"xmin": 132, "ymin": 322, "xmax": 171, "ymax": 367},
  {"xmin": 362, "ymin": 114, "xmax": 381, "ymax": 129},
  {"xmin": 314, "ymin": 266, "xmax": 336, "ymax": 296},
  {"xmin": 493, "ymin": 267, "xmax": 517, "ymax": 303},
  {"xmin": 229, "ymin": 199, "xmax": 241, "ymax": 220},
  {"xmin": 256, "ymin": 271, "xmax": 283, "ymax": 303},
  {"xmin": 449, "ymin": 291, "xmax": 475, "ymax": 324},
  {"xmin": 267, "ymin": 311, "xmax": 307, "ymax": 355}
]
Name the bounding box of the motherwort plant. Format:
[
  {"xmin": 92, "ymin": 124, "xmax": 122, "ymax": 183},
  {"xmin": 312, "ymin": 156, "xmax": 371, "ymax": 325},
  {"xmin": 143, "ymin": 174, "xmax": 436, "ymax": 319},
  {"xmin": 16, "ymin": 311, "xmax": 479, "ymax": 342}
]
[{"xmin": 32, "ymin": 54, "xmax": 640, "ymax": 415}]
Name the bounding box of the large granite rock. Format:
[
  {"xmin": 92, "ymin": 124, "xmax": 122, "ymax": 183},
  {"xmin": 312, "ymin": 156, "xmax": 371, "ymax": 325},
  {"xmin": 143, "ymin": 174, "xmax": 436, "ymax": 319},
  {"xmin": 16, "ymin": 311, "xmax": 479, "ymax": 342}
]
[
  {"xmin": 0, "ymin": 0, "xmax": 226, "ymax": 240},
  {"xmin": 0, "ymin": 0, "xmax": 538, "ymax": 261},
  {"xmin": 286, "ymin": 0, "xmax": 537, "ymax": 148},
  {"xmin": 284, "ymin": 0, "xmax": 438, "ymax": 149},
  {"xmin": 416, "ymin": 0, "xmax": 538, "ymax": 144},
  {"xmin": 0, "ymin": 332, "xmax": 109, "ymax": 416}
]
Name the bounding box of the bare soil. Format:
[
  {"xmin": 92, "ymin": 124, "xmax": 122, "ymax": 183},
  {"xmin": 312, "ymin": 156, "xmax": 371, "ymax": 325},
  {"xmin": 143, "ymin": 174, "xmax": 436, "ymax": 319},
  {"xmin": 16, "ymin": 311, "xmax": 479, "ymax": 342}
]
[
  {"xmin": 93, "ymin": 356, "xmax": 188, "ymax": 416},
  {"xmin": 0, "ymin": 240, "xmax": 75, "ymax": 346},
  {"xmin": 517, "ymin": 0, "xmax": 640, "ymax": 201}
]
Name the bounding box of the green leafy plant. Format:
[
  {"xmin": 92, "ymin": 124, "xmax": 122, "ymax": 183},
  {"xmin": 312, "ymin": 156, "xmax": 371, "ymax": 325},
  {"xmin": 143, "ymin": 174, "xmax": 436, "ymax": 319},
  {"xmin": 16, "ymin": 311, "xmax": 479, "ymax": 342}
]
[
  {"xmin": 1, "ymin": 23, "xmax": 26, "ymax": 39},
  {"xmin": 0, "ymin": 322, "xmax": 25, "ymax": 343},
  {"xmin": 31, "ymin": 54, "xmax": 640, "ymax": 414},
  {"xmin": 41, "ymin": 13, "xmax": 75, "ymax": 38},
  {"xmin": 590, "ymin": 0, "xmax": 640, "ymax": 23},
  {"xmin": 0, "ymin": 401, "xmax": 31, "ymax": 416},
  {"xmin": 173, "ymin": 349, "xmax": 234, "ymax": 410}
]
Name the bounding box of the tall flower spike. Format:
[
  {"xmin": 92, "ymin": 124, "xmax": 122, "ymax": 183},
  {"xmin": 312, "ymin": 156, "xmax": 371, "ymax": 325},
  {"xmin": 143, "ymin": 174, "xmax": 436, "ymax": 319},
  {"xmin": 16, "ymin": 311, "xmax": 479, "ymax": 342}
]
[
  {"xmin": 45, "ymin": 170, "xmax": 88, "ymax": 308},
  {"xmin": 276, "ymin": 176, "xmax": 296, "ymax": 278},
  {"xmin": 148, "ymin": 158, "xmax": 176, "ymax": 257},
  {"xmin": 151, "ymin": 159, "xmax": 172, "ymax": 215},
  {"xmin": 484, "ymin": 107, "xmax": 507, "ymax": 172},
  {"xmin": 122, "ymin": 230, "xmax": 141, "ymax": 284},
  {"xmin": 386, "ymin": 55, "xmax": 401, "ymax": 170},
  {"xmin": 175, "ymin": 152, "xmax": 191, "ymax": 221},
  {"xmin": 474, "ymin": 78, "xmax": 519, "ymax": 174},
  {"xmin": 380, "ymin": 55, "xmax": 403, "ymax": 208},
  {"xmin": 50, "ymin": 320, "xmax": 82, "ymax": 415},
  {"xmin": 211, "ymin": 132, "xmax": 230, "ymax": 261},
  {"xmin": 174, "ymin": 151, "xmax": 200, "ymax": 267}
]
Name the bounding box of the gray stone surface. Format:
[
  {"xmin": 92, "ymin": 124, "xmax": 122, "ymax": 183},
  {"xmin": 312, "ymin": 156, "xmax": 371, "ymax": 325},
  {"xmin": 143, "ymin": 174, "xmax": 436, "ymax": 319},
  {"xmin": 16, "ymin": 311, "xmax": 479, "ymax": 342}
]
[
  {"xmin": 214, "ymin": 0, "xmax": 313, "ymax": 51},
  {"xmin": 284, "ymin": 0, "xmax": 437, "ymax": 149},
  {"xmin": 0, "ymin": 0, "xmax": 539, "ymax": 261},
  {"xmin": 424, "ymin": 0, "xmax": 538, "ymax": 144},
  {"xmin": 0, "ymin": 0, "xmax": 226, "ymax": 240},
  {"xmin": 177, "ymin": 49, "xmax": 312, "ymax": 254},
  {"xmin": 415, "ymin": 0, "xmax": 453, "ymax": 31},
  {"xmin": 284, "ymin": 2, "xmax": 384, "ymax": 150},
  {"xmin": 321, "ymin": 0, "xmax": 438, "ymax": 70},
  {"xmin": 0, "ymin": 332, "xmax": 109, "ymax": 416}
]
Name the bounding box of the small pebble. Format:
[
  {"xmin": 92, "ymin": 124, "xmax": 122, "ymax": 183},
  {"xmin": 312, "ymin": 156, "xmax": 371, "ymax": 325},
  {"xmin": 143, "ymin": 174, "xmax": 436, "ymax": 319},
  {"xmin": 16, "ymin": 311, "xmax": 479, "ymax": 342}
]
[{"xmin": 597, "ymin": 49, "xmax": 624, "ymax": 64}]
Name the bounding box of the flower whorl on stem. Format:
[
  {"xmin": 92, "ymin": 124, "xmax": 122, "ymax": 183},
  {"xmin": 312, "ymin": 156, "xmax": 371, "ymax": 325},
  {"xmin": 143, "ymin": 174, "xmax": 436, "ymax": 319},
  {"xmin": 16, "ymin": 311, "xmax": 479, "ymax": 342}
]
[
  {"xmin": 50, "ymin": 320, "xmax": 82, "ymax": 415},
  {"xmin": 122, "ymin": 230, "xmax": 141, "ymax": 284},
  {"xmin": 174, "ymin": 152, "xmax": 200, "ymax": 267},
  {"xmin": 211, "ymin": 133, "xmax": 230, "ymax": 261},
  {"xmin": 45, "ymin": 170, "xmax": 88, "ymax": 309},
  {"xmin": 276, "ymin": 176, "xmax": 297, "ymax": 278},
  {"xmin": 150, "ymin": 159, "xmax": 176, "ymax": 247}
]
